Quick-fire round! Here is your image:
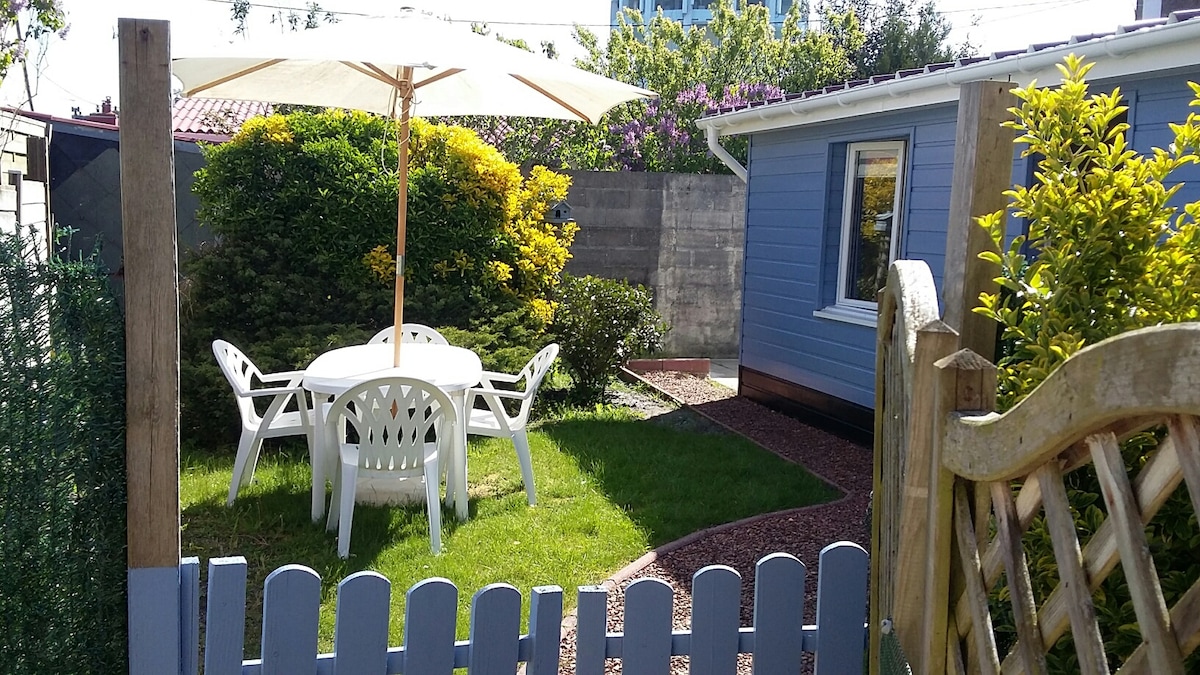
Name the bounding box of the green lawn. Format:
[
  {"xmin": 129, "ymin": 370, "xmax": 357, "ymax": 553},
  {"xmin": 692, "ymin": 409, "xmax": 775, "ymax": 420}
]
[{"xmin": 181, "ymin": 404, "xmax": 837, "ymax": 654}]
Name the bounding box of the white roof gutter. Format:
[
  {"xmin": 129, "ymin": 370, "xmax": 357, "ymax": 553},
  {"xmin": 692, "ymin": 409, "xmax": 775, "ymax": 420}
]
[
  {"xmin": 707, "ymin": 125, "xmax": 747, "ymax": 182},
  {"xmin": 696, "ymin": 15, "xmax": 1200, "ymax": 138}
]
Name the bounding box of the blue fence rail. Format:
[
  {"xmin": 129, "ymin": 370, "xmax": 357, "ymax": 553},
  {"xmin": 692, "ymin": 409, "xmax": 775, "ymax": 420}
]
[{"xmin": 179, "ymin": 541, "xmax": 868, "ymax": 675}]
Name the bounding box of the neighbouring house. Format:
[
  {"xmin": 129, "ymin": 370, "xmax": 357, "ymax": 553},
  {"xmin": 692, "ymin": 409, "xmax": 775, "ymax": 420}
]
[
  {"xmin": 7, "ymin": 97, "xmax": 264, "ymax": 285},
  {"xmin": 696, "ymin": 8, "xmax": 1200, "ymax": 438}
]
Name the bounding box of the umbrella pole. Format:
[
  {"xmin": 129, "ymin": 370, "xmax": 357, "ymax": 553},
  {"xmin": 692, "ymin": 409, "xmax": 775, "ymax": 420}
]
[{"xmin": 393, "ymin": 76, "xmax": 413, "ymax": 367}]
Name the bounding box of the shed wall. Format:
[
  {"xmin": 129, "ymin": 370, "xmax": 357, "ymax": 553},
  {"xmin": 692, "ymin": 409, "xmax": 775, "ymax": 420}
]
[
  {"xmin": 740, "ymin": 104, "xmax": 961, "ymax": 409},
  {"xmin": 739, "ymin": 68, "xmax": 1200, "ymax": 418}
]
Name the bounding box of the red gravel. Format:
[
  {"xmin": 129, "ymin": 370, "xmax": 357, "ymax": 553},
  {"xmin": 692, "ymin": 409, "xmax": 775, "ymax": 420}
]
[{"xmin": 555, "ymin": 372, "xmax": 873, "ymax": 674}]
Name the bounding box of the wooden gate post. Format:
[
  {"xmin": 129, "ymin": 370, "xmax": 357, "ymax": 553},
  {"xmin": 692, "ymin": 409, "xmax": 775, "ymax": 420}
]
[
  {"xmin": 120, "ymin": 18, "xmax": 182, "ymax": 675},
  {"xmin": 891, "ymin": 319, "xmax": 958, "ymax": 673},
  {"xmin": 941, "ymin": 80, "xmax": 1016, "ymax": 362}
]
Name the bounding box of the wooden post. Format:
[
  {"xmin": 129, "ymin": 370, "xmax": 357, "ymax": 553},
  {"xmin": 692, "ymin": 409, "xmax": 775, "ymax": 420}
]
[
  {"xmin": 941, "ymin": 80, "xmax": 1016, "ymax": 363},
  {"xmin": 120, "ymin": 18, "xmax": 182, "ymax": 675},
  {"xmin": 892, "ymin": 319, "xmax": 958, "ymax": 673},
  {"xmin": 922, "ymin": 348, "xmax": 997, "ymax": 672}
]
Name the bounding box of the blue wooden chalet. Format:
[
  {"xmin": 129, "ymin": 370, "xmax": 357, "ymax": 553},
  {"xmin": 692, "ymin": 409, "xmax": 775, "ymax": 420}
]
[{"xmin": 697, "ymin": 9, "xmax": 1200, "ymax": 438}]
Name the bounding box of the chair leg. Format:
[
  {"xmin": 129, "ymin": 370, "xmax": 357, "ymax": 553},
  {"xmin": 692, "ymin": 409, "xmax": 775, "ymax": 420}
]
[
  {"xmin": 242, "ymin": 437, "xmax": 265, "ymax": 488},
  {"xmin": 227, "ymin": 432, "xmax": 257, "ymax": 506},
  {"xmin": 513, "ymin": 430, "xmax": 536, "ymax": 507},
  {"xmin": 336, "ymin": 463, "xmax": 358, "ymax": 559},
  {"xmin": 442, "ymin": 439, "xmax": 455, "ymax": 509},
  {"xmin": 326, "ymin": 459, "xmax": 342, "ymax": 533},
  {"xmin": 424, "ymin": 458, "xmax": 442, "ymax": 554}
]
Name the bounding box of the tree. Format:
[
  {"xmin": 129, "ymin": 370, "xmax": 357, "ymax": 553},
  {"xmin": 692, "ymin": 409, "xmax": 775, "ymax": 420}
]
[
  {"xmin": 829, "ymin": 0, "xmax": 971, "ymax": 78},
  {"xmin": 577, "ymin": 0, "xmax": 859, "ymax": 104},
  {"xmin": 229, "ymin": 0, "xmax": 336, "ymax": 37},
  {"xmin": 0, "ymin": 0, "xmax": 65, "ymax": 86}
]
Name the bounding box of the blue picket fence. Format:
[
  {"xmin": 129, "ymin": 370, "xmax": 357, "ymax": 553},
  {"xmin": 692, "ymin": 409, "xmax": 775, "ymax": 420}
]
[{"xmin": 179, "ymin": 541, "xmax": 868, "ymax": 675}]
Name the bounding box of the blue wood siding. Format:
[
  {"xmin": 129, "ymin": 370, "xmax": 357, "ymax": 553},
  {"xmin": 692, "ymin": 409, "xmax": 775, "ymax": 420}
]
[
  {"xmin": 741, "ymin": 68, "xmax": 1200, "ymax": 413},
  {"xmin": 1120, "ymin": 73, "xmax": 1200, "ymax": 208},
  {"xmin": 741, "ymin": 104, "xmax": 958, "ymax": 408}
]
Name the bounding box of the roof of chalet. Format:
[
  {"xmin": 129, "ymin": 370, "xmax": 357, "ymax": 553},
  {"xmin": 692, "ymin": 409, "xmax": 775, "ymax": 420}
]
[{"xmin": 697, "ymin": 8, "xmax": 1200, "ymax": 136}]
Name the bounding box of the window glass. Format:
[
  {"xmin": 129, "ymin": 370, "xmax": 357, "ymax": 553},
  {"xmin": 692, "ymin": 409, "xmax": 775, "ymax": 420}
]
[
  {"xmin": 840, "ymin": 142, "xmax": 904, "ymax": 306},
  {"xmin": 658, "ymin": 0, "xmax": 683, "ymax": 10}
]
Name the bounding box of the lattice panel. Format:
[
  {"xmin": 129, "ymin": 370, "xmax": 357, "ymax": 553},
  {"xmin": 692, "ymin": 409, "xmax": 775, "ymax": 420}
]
[{"xmin": 946, "ymin": 414, "xmax": 1200, "ymax": 674}]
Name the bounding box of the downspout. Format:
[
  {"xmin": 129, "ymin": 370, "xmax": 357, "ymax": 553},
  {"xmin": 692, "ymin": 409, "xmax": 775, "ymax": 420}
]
[{"xmin": 706, "ymin": 125, "xmax": 747, "ymax": 182}]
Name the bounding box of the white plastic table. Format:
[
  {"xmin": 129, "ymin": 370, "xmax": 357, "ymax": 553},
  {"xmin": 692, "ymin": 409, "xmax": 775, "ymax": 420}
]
[{"xmin": 302, "ymin": 342, "xmax": 482, "ymax": 523}]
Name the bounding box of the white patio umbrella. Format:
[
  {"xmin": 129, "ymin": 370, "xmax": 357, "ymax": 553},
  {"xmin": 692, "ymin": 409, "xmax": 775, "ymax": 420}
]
[{"xmin": 172, "ymin": 9, "xmax": 655, "ymax": 365}]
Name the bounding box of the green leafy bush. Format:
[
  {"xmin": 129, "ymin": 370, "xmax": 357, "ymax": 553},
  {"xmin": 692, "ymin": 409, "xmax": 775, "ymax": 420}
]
[
  {"xmin": 182, "ymin": 110, "xmax": 575, "ymax": 445},
  {"xmin": 974, "ymin": 55, "xmax": 1200, "ymax": 670},
  {"xmin": 550, "ymin": 274, "xmax": 668, "ymax": 403}
]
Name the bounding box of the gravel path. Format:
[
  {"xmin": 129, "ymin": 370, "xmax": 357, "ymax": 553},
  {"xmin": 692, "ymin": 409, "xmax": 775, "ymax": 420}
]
[{"xmin": 555, "ymin": 372, "xmax": 873, "ymax": 674}]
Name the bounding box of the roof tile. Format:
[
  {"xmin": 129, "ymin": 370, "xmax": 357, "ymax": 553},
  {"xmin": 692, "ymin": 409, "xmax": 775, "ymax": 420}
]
[{"xmin": 172, "ymin": 98, "xmax": 272, "ymax": 135}]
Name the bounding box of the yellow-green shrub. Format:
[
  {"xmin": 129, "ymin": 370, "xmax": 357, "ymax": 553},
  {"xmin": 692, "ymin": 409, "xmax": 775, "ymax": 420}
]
[{"xmin": 183, "ymin": 110, "xmax": 575, "ymax": 444}]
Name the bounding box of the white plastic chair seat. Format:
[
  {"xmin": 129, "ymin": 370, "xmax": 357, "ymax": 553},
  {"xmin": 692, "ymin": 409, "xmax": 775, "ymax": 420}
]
[
  {"xmin": 257, "ymin": 409, "xmax": 313, "ymax": 436},
  {"xmin": 466, "ymin": 407, "xmax": 508, "ymax": 435}
]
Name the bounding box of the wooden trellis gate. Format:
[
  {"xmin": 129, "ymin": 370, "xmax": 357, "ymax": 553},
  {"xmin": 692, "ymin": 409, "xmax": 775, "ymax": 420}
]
[{"xmin": 870, "ymin": 260, "xmax": 1200, "ymax": 673}]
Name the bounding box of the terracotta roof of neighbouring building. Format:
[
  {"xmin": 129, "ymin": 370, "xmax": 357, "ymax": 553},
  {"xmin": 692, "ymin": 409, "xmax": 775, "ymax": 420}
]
[
  {"xmin": 172, "ymin": 97, "xmax": 273, "ymax": 136},
  {"xmin": 698, "ymin": 8, "xmax": 1200, "ymax": 133}
]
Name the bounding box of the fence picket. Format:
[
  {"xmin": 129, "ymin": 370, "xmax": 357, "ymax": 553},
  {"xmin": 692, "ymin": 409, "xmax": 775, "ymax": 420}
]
[
  {"xmin": 576, "ymin": 584, "xmax": 609, "ymax": 675},
  {"xmin": 468, "ymin": 584, "xmax": 522, "ymax": 675},
  {"xmin": 813, "ymin": 542, "xmax": 869, "ymax": 675},
  {"xmin": 333, "ymin": 571, "xmax": 391, "ymax": 675},
  {"xmin": 403, "ymin": 578, "xmax": 457, "ymax": 675},
  {"xmin": 204, "ymin": 557, "xmax": 248, "ymax": 675},
  {"xmin": 752, "ymin": 553, "xmax": 806, "ymax": 674},
  {"xmin": 528, "ymin": 585, "xmax": 563, "ymax": 675},
  {"xmin": 689, "ymin": 566, "xmax": 741, "ymax": 675},
  {"xmin": 260, "ymin": 564, "xmax": 321, "ymax": 675},
  {"xmin": 623, "ymin": 578, "xmax": 674, "ymax": 675},
  {"xmin": 181, "ymin": 557, "xmax": 200, "ymax": 675}
]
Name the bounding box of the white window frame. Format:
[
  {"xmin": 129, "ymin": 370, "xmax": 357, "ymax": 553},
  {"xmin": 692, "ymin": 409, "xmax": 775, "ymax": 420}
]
[{"xmin": 816, "ymin": 140, "xmax": 906, "ymax": 326}]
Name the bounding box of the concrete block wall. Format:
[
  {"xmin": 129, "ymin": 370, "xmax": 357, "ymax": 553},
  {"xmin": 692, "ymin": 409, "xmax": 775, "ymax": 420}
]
[{"xmin": 565, "ymin": 171, "xmax": 746, "ymax": 358}]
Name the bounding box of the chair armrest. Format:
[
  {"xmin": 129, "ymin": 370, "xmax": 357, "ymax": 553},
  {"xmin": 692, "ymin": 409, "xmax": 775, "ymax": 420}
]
[
  {"xmin": 259, "ymin": 369, "xmax": 306, "ymax": 386},
  {"xmin": 468, "ymin": 386, "xmax": 528, "ymax": 401},
  {"xmin": 479, "ymin": 370, "xmax": 522, "ymax": 384},
  {"xmin": 239, "ymin": 385, "xmax": 308, "ymax": 399}
]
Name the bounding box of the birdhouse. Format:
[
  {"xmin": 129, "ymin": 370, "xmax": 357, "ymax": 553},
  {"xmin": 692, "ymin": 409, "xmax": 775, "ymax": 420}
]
[{"xmin": 546, "ymin": 200, "xmax": 573, "ymax": 224}]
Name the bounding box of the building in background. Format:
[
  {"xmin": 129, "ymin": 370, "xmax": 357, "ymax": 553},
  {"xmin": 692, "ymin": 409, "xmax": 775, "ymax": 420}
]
[
  {"xmin": 1138, "ymin": 0, "xmax": 1200, "ymax": 19},
  {"xmin": 610, "ymin": 0, "xmax": 802, "ymax": 32}
]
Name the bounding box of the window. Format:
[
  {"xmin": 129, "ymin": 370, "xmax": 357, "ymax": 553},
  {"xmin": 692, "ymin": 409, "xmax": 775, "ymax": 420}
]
[
  {"xmin": 825, "ymin": 141, "xmax": 906, "ymax": 321},
  {"xmin": 658, "ymin": 0, "xmax": 683, "ymax": 10}
]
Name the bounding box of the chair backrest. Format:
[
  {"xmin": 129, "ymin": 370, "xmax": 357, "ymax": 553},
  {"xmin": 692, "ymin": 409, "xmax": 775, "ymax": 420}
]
[
  {"xmin": 512, "ymin": 343, "xmax": 559, "ymax": 425},
  {"xmin": 369, "ymin": 323, "xmax": 450, "ymax": 346},
  {"xmin": 325, "ymin": 377, "xmax": 457, "ymax": 473},
  {"xmin": 212, "ymin": 339, "xmax": 262, "ymax": 424}
]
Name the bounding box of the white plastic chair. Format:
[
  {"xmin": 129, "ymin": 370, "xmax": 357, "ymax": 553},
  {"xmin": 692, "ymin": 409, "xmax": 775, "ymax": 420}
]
[
  {"xmin": 369, "ymin": 323, "xmax": 450, "ymax": 345},
  {"xmin": 212, "ymin": 340, "xmax": 313, "ymax": 506},
  {"xmin": 465, "ymin": 343, "xmax": 559, "ymax": 506},
  {"xmin": 325, "ymin": 376, "xmax": 456, "ymax": 557}
]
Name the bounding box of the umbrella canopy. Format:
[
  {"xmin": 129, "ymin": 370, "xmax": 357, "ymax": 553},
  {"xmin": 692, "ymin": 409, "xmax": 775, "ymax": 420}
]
[{"xmin": 172, "ymin": 9, "xmax": 655, "ymax": 364}]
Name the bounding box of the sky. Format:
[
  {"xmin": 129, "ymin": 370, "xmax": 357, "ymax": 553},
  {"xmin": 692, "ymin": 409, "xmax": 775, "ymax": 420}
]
[{"xmin": 0, "ymin": 0, "xmax": 1139, "ymax": 117}]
